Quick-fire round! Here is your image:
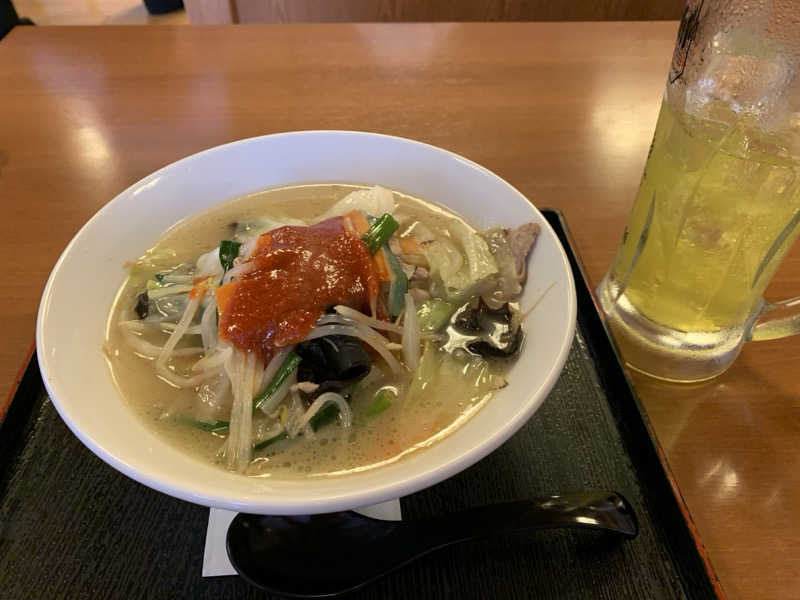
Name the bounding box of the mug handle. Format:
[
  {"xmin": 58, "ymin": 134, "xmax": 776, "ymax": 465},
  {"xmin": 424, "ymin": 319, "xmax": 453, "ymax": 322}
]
[{"xmin": 747, "ymin": 296, "xmax": 800, "ymax": 341}]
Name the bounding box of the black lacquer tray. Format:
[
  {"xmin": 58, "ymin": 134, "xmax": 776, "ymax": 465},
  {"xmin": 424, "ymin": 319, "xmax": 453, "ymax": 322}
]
[{"xmin": 0, "ymin": 210, "xmax": 723, "ymax": 599}]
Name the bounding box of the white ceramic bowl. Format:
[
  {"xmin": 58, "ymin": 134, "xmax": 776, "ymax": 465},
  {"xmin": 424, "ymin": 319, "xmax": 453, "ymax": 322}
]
[{"xmin": 36, "ymin": 131, "xmax": 576, "ymax": 515}]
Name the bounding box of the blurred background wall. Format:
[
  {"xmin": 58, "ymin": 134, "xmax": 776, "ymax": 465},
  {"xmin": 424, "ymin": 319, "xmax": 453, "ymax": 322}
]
[{"xmin": 9, "ymin": 0, "xmax": 684, "ymax": 26}]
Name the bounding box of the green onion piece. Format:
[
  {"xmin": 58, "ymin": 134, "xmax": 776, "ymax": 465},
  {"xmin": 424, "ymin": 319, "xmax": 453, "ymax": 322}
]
[
  {"xmin": 383, "ymin": 244, "xmax": 408, "ymax": 317},
  {"xmin": 177, "ymin": 416, "xmax": 230, "ymax": 433},
  {"xmin": 180, "ymin": 415, "xmax": 290, "ymax": 453},
  {"xmin": 309, "ymin": 403, "xmax": 340, "ymax": 431},
  {"xmin": 177, "ymin": 417, "xmax": 290, "ymax": 451},
  {"xmin": 154, "ymin": 273, "xmax": 166, "ymax": 283},
  {"xmin": 307, "ymin": 385, "xmax": 356, "ymax": 431},
  {"xmin": 362, "ymin": 214, "xmax": 399, "ymax": 254},
  {"xmin": 253, "ymin": 431, "xmax": 288, "ymax": 451},
  {"xmin": 364, "ymin": 390, "xmax": 392, "ymax": 418},
  {"xmin": 252, "ymin": 352, "xmax": 302, "ymax": 412},
  {"xmin": 219, "ymin": 240, "xmax": 242, "ymax": 276},
  {"xmin": 417, "ymin": 298, "xmax": 456, "ymax": 332}
]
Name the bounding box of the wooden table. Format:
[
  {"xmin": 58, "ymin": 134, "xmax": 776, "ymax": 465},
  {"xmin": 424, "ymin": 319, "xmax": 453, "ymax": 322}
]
[{"xmin": 1, "ymin": 22, "xmax": 798, "ymax": 599}]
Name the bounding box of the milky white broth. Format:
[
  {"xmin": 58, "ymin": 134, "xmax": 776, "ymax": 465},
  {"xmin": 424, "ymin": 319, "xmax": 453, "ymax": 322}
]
[{"xmin": 105, "ymin": 184, "xmax": 507, "ymax": 479}]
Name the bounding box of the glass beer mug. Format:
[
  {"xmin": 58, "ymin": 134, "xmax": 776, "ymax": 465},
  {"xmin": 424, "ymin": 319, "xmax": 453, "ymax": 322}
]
[{"xmin": 598, "ymin": 0, "xmax": 800, "ymax": 382}]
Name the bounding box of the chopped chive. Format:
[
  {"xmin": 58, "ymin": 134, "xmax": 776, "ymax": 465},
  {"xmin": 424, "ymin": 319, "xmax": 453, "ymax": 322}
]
[
  {"xmin": 177, "ymin": 416, "xmax": 230, "ymax": 433},
  {"xmin": 254, "ymin": 431, "xmax": 289, "ymax": 451},
  {"xmin": 364, "ymin": 390, "xmax": 392, "ymax": 418},
  {"xmin": 362, "ymin": 214, "xmax": 399, "ymax": 254},
  {"xmin": 253, "ymin": 352, "xmax": 302, "ymax": 412},
  {"xmin": 309, "ymin": 403, "xmax": 340, "ymax": 431}
]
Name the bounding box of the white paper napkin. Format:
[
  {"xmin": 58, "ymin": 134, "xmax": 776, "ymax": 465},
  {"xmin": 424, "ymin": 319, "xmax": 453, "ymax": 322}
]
[{"xmin": 202, "ymin": 499, "xmax": 403, "ymax": 577}]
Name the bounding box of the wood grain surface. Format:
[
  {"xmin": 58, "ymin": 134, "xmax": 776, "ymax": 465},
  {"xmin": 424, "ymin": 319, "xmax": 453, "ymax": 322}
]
[{"xmin": 1, "ymin": 22, "xmax": 798, "ymax": 599}]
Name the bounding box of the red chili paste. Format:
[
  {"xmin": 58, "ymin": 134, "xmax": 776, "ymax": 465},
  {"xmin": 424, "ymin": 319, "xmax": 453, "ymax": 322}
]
[{"xmin": 215, "ymin": 217, "xmax": 378, "ymax": 363}]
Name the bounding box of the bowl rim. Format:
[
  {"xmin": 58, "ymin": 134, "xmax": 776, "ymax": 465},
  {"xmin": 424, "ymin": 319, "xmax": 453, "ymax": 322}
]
[{"xmin": 36, "ymin": 130, "xmax": 577, "ymax": 514}]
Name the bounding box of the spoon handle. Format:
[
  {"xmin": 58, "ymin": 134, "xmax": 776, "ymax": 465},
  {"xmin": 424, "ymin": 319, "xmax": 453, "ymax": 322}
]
[{"xmin": 412, "ymin": 490, "xmax": 638, "ymax": 548}]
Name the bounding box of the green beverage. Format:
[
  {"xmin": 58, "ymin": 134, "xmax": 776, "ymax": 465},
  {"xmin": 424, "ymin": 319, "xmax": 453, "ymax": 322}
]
[
  {"xmin": 609, "ymin": 100, "xmax": 800, "ymax": 331},
  {"xmin": 598, "ymin": 1, "xmax": 800, "ymax": 382},
  {"xmin": 599, "ymin": 99, "xmax": 800, "ymax": 381}
]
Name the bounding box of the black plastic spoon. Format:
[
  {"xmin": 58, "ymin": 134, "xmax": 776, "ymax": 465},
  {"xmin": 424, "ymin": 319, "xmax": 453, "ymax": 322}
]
[{"xmin": 226, "ymin": 490, "xmax": 638, "ymax": 598}]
